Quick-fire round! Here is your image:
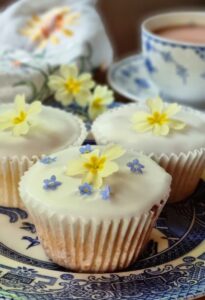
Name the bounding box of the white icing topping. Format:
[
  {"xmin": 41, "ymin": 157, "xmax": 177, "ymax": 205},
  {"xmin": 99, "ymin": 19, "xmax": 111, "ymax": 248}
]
[
  {"xmin": 92, "ymin": 104, "xmax": 205, "ymax": 155},
  {"xmin": 20, "ymin": 146, "xmax": 171, "ymax": 219},
  {"xmin": 0, "ymin": 104, "xmax": 87, "ymax": 157}
]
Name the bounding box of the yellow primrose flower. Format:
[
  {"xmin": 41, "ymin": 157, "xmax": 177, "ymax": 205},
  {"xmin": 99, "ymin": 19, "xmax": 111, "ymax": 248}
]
[
  {"xmin": 132, "ymin": 97, "xmax": 186, "ymax": 136},
  {"xmin": 0, "ymin": 95, "xmax": 42, "ymax": 136},
  {"xmin": 48, "ymin": 64, "xmax": 95, "ymax": 107},
  {"xmin": 88, "ymin": 85, "xmax": 114, "ymax": 120},
  {"xmin": 66, "ymin": 145, "xmax": 125, "ymax": 188},
  {"xmin": 21, "ymin": 7, "xmax": 80, "ymax": 49}
]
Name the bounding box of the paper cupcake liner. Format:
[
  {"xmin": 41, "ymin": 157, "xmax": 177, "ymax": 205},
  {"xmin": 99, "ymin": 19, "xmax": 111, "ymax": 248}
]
[
  {"xmin": 0, "ymin": 155, "xmax": 38, "ymax": 208},
  {"xmin": 92, "ymin": 104, "xmax": 205, "ymax": 203},
  {"xmin": 19, "ymin": 183, "xmax": 168, "ymax": 273},
  {"xmin": 151, "ymin": 148, "xmax": 205, "ymax": 202}
]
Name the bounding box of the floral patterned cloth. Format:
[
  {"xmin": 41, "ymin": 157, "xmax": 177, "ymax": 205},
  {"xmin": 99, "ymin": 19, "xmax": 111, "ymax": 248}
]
[{"xmin": 0, "ymin": 0, "xmax": 113, "ymax": 102}]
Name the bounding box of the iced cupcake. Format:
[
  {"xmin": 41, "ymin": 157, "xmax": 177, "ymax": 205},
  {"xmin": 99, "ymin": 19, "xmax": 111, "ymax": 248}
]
[
  {"xmin": 19, "ymin": 144, "xmax": 171, "ymax": 272},
  {"xmin": 92, "ymin": 97, "xmax": 205, "ymax": 202},
  {"xmin": 0, "ymin": 94, "xmax": 87, "ymax": 207}
]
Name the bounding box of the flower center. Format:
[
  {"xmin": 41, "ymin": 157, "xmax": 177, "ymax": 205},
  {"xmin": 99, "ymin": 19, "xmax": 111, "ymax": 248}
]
[
  {"xmin": 65, "ymin": 78, "xmax": 81, "ymax": 95},
  {"xmin": 92, "ymin": 98, "xmax": 103, "ymax": 109},
  {"xmin": 84, "ymin": 155, "xmax": 106, "ymax": 174},
  {"xmin": 147, "ymin": 112, "xmax": 168, "ymax": 126},
  {"xmin": 55, "ymin": 14, "xmax": 64, "ymax": 29},
  {"xmin": 12, "ymin": 111, "xmax": 27, "ymax": 125},
  {"xmin": 41, "ymin": 14, "xmax": 64, "ymax": 38}
]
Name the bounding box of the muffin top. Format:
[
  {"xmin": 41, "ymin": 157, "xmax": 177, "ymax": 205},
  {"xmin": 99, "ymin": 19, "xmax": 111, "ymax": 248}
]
[
  {"xmin": 92, "ymin": 98, "xmax": 205, "ymax": 156},
  {"xmin": 19, "ymin": 145, "xmax": 171, "ymax": 219},
  {"xmin": 0, "ymin": 96, "xmax": 86, "ymax": 157}
]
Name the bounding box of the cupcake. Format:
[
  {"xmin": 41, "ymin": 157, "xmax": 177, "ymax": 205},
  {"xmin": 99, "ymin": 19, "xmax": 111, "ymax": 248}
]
[
  {"xmin": 0, "ymin": 94, "xmax": 87, "ymax": 207},
  {"xmin": 19, "ymin": 144, "xmax": 171, "ymax": 273},
  {"xmin": 92, "ymin": 97, "xmax": 205, "ymax": 202}
]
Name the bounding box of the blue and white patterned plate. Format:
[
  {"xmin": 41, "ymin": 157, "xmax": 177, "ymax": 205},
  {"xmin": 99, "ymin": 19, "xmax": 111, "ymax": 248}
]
[
  {"xmin": 108, "ymin": 54, "xmax": 160, "ymax": 102},
  {"xmin": 0, "ymin": 181, "xmax": 205, "ymax": 300}
]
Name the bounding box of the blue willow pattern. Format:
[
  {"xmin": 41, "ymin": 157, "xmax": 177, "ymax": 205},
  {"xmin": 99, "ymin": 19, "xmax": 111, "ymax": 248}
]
[{"xmin": 0, "ymin": 182, "xmax": 205, "ymax": 298}]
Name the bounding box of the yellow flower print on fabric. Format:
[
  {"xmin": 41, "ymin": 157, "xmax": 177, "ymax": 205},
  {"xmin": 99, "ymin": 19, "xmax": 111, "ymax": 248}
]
[
  {"xmin": 66, "ymin": 145, "xmax": 125, "ymax": 189},
  {"xmin": 0, "ymin": 95, "xmax": 42, "ymax": 136},
  {"xmin": 21, "ymin": 6, "xmax": 80, "ymax": 48},
  {"xmin": 132, "ymin": 97, "xmax": 186, "ymax": 136}
]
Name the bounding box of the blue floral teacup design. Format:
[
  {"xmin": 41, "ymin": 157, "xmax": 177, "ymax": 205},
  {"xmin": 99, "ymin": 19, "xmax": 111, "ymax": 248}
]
[{"xmin": 142, "ymin": 12, "xmax": 205, "ymax": 108}]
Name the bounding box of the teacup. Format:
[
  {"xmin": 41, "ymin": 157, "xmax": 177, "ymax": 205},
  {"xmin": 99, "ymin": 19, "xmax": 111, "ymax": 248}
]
[{"xmin": 142, "ymin": 12, "xmax": 205, "ymax": 108}]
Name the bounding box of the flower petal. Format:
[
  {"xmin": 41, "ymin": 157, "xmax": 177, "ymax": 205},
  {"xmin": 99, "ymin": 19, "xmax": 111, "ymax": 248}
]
[
  {"xmin": 48, "ymin": 75, "xmax": 65, "ymax": 91},
  {"xmin": 133, "ymin": 121, "xmax": 153, "ymax": 132},
  {"xmin": 0, "ymin": 121, "xmax": 12, "ymax": 131},
  {"xmin": 100, "ymin": 161, "xmax": 119, "ymax": 177},
  {"xmin": 132, "ymin": 111, "xmax": 150, "ymax": 123},
  {"xmin": 93, "ymin": 174, "xmax": 103, "ymax": 189},
  {"xmin": 147, "ymin": 97, "xmax": 163, "ymax": 113},
  {"xmin": 164, "ymin": 103, "xmax": 181, "ymax": 117},
  {"xmin": 75, "ymin": 90, "xmax": 91, "ymax": 107},
  {"xmin": 15, "ymin": 94, "xmax": 26, "ymax": 114},
  {"xmin": 93, "ymin": 85, "xmax": 113, "ymax": 97},
  {"xmin": 103, "ymin": 145, "xmax": 125, "ymax": 160},
  {"xmin": 55, "ymin": 91, "xmax": 73, "ymax": 106},
  {"xmin": 0, "ymin": 111, "xmax": 14, "ymax": 122},
  {"xmin": 60, "ymin": 64, "xmax": 78, "ymax": 79},
  {"xmin": 82, "ymin": 172, "xmax": 95, "ymax": 185},
  {"xmin": 66, "ymin": 160, "xmax": 85, "ymax": 176},
  {"xmin": 49, "ymin": 34, "xmax": 60, "ymax": 45},
  {"xmin": 169, "ymin": 119, "xmax": 186, "ymax": 130},
  {"xmin": 94, "ymin": 85, "xmax": 108, "ymax": 96},
  {"xmin": 159, "ymin": 124, "xmax": 170, "ymax": 136},
  {"xmin": 79, "ymin": 73, "xmax": 95, "ymax": 89},
  {"xmin": 152, "ymin": 124, "xmax": 160, "ymax": 135},
  {"xmin": 28, "ymin": 101, "xmax": 42, "ymax": 115},
  {"xmin": 152, "ymin": 124, "xmax": 168, "ymax": 136},
  {"xmin": 100, "ymin": 96, "xmax": 113, "ymax": 105},
  {"xmin": 82, "ymin": 149, "xmax": 100, "ymax": 161},
  {"xmin": 88, "ymin": 105, "xmax": 106, "ymax": 120},
  {"xmin": 62, "ymin": 28, "xmax": 74, "ymax": 37},
  {"xmin": 13, "ymin": 122, "xmax": 29, "ymax": 136}
]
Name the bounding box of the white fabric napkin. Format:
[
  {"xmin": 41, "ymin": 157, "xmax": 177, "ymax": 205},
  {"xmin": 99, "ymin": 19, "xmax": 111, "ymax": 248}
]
[{"xmin": 0, "ymin": 0, "xmax": 113, "ymax": 102}]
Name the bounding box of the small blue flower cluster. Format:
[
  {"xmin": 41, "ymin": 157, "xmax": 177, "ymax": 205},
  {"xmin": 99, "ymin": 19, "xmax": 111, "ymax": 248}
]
[
  {"xmin": 79, "ymin": 144, "xmax": 93, "ymax": 154},
  {"xmin": 127, "ymin": 159, "xmax": 144, "ymax": 174},
  {"xmin": 40, "ymin": 156, "xmax": 57, "ymax": 164},
  {"xmin": 43, "ymin": 175, "xmax": 62, "ymax": 191},
  {"xmin": 79, "ymin": 183, "xmax": 111, "ymax": 200},
  {"xmin": 100, "ymin": 186, "xmax": 111, "ymax": 200},
  {"xmin": 79, "ymin": 182, "xmax": 93, "ymax": 195}
]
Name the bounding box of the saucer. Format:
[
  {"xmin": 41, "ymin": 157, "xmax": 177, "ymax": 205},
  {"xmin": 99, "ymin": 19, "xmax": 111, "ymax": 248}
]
[
  {"xmin": 108, "ymin": 54, "xmax": 159, "ymax": 102},
  {"xmin": 0, "ymin": 180, "xmax": 205, "ymax": 299}
]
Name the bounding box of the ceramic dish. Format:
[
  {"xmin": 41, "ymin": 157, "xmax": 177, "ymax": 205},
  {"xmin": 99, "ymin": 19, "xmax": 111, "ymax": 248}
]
[
  {"xmin": 0, "ymin": 181, "xmax": 205, "ymax": 299},
  {"xmin": 108, "ymin": 54, "xmax": 205, "ymax": 112},
  {"xmin": 108, "ymin": 54, "xmax": 159, "ymax": 102}
]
